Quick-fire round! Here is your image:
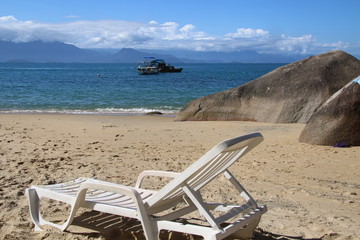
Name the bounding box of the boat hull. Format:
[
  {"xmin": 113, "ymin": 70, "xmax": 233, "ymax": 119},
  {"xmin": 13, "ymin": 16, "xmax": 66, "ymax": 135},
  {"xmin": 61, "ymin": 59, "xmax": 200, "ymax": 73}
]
[
  {"xmin": 159, "ymin": 67, "xmax": 183, "ymax": 73},
  {"xmin": 137, "ymin": 57, "xmax": 182, "ymax": 74},
  {"xmin": 137, "ymin": 67, "xmax": 159, "ymax": 75}
]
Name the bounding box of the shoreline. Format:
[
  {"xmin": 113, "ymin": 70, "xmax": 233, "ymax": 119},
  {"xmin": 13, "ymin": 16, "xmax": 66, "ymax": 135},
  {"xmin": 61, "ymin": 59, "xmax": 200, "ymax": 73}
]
[
  {"xmin": 0, "ymin": 111, "xmax": 178, "ymax": 118},
  {"xmin": 0, "ymin": 109, "xmax": 179, "ymax": 117},
  {"xmin": 0, "ymin": 114, "xmax": 359, "ymax": 240}
]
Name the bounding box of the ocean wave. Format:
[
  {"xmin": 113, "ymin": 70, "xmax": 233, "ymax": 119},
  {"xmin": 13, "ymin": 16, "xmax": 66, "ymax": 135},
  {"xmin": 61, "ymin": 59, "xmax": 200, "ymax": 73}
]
[{"xmin": 0, "ymin": 107, "xmax": 179, "ymax": 116}]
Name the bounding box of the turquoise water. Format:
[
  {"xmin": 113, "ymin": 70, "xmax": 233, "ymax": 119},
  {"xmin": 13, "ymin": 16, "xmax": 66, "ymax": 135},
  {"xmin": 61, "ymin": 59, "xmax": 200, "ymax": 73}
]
[{"xmin": 0, "ymin": 62, "xmax": 284, "ymax": 115}]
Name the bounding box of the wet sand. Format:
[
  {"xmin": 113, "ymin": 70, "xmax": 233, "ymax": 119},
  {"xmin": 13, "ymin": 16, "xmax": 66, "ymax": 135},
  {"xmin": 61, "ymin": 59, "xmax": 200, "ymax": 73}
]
[{"xmin": 0, "ymin": 114, "xmax": 359, "ymax": 240}]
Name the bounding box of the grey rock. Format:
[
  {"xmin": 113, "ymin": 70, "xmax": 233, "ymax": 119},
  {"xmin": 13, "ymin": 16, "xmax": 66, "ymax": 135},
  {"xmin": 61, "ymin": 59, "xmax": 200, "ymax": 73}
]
[
  {"xmin": 176, "ymin": 51, "xmax": 360, "ymax": 123},
  {"xmin": 145, "ymin": 111, "xmax": 163, "ymax": 115},
  {"xmin": 299, "ymin": 78, "xmax": 360, "ymax": 146}
]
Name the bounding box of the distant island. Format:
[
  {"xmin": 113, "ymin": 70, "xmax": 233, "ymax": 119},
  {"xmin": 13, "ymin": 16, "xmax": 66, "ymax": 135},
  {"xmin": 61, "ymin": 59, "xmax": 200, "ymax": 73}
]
[{"xmin": 0, "ymin": 40, "xmax": 314, "ymax": 63}]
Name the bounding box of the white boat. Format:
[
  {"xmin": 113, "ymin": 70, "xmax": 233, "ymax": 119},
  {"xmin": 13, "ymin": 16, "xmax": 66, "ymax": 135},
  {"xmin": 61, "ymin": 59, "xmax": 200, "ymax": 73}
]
[
  {"xmin": 137, "ymin": 57, "xmax": 159, "ymax": 75},
  {"xmin": 136, "ymin": 57, "xmax": 182, "ymax": 74},
  {"xmin": 137, "ymin": 66, "xmax": 159, "ymax": 75}
]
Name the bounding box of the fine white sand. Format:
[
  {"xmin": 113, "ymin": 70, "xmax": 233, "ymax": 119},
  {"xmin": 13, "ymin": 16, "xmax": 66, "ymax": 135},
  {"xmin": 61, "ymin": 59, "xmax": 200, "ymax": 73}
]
[{"xmin": 0, "ymin": 114, "xmax": 359, "ymax": 240}]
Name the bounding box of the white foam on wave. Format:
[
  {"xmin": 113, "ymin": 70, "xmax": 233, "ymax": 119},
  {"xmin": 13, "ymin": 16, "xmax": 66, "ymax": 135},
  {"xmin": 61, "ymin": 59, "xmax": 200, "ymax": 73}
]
[{"xmin": 0, "ymin": 107, "xmax": 180, "ymax": 116}]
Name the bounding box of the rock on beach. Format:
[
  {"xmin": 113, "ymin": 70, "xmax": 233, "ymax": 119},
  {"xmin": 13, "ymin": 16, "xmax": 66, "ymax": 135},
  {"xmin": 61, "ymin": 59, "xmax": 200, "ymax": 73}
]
[
  {"xmin": 299, "ymin": 78, "xmax": 360, "ymax": 146},
  {"xmin": 176, "ymin": 50, "xmax": 360, "ymax": 123}
]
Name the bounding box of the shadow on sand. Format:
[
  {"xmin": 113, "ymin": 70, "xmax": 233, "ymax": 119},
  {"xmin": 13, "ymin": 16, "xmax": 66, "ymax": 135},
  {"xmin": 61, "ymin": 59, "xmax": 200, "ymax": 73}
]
[{"xmin": 70, "ymin": 211, "xmax": 327, "ymax": 240}]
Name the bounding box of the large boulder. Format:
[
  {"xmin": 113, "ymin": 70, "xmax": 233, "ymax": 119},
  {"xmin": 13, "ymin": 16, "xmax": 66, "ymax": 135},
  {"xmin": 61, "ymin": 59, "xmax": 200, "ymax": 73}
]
[
  {"xmin": 299, "ymin": 78, "xmax": 360, "ymax": 146},
  {"xmin": 176, "ymin": 50, "xmax": 360, "ymax": 123}
]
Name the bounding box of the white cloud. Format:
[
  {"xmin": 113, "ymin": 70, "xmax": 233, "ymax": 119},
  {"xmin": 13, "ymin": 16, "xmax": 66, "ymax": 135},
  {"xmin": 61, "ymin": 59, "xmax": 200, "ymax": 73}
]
[
  {"xmin": 0, "ymin": 15, "xmax": 18, "ymax": 22},
  {"xmin": 275, "ymin": 34, "xmax": 316, "ymax": 54},
  {"xmin": 0, "ymin": 15, "xmax": 356, "ymax": 55},
  {"xmin": 320, "ymin": 41, "xmax": 349, "ymax": 49},
  {"xmin": 180, "ymin": 24, "xmax": 195, "ymax": 32},
  {"xmin": 65, "ymin": 15, "xmax": 80, "ymax": 19},
  {"xmin": 225, "ymin": 28, "xmax": 269, "ymax": 39},
  {"xmin": 149, "ymin": 20, "xmax": 158, "ymax": 25}
]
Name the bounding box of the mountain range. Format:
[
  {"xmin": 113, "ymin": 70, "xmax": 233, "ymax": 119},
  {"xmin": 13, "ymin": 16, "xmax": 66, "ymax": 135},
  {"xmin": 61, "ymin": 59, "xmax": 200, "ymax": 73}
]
[{"xmin": 0, "ymin": 40, "xmax": 309, "ymax": 63}]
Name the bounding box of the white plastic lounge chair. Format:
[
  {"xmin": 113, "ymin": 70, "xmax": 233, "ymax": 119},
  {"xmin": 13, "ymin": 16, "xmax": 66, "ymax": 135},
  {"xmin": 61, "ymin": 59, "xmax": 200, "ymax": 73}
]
[{"xmin": 26, "ymin": 132, "xmax": 266, "ymax": 240}]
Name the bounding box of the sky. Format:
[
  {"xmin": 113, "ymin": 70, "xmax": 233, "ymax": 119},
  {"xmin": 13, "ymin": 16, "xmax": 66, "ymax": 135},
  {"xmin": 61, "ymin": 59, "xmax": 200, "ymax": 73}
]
[{"xmin": 0, "ymin": 0, "xmax": 359, "ymax": 56}]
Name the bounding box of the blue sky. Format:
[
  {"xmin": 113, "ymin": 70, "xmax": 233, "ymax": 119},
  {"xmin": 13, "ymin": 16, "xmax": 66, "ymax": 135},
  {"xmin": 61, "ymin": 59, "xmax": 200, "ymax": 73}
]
[{"xmin": 0, "ymin": 0, "xmax": 359, "ymax": 55}]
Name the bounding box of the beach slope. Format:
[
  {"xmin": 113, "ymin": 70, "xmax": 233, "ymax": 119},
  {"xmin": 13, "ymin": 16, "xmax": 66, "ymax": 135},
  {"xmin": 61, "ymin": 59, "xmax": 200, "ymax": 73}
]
[{"xmin": 0, "ymin": 114, "xmax": 359, "ymax": 239}]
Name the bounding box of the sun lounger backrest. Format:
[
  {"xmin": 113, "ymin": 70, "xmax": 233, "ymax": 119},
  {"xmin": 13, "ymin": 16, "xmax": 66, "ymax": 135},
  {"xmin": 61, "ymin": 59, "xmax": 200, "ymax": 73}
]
[{"xmin": 145, "ymin": 132, "xmax": 263, "ymax": 212}]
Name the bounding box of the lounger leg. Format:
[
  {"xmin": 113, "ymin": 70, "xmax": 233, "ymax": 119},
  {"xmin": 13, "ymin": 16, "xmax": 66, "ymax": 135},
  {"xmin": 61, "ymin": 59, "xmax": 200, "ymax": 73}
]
[
  {"xmin": 137, "ymin": 215, "xmax": 159, "ymax": 240},
  {"xmin": 201, "ymin": 233, "xmax": 219, "ymax": 240},
  {"xmin": 26, "ymin": 188, "xmax": 44, "ymax": 231},
  {"xmin": 230, "ymin": 215, "xmax": 261, "ymax": 240},
  {"xmin": 142, "ymin": 224, "xmax": 158, "ymax": 240},
  {"xmin": 25, "ymin": 187, "xmax": 85, "ymax": 232}
]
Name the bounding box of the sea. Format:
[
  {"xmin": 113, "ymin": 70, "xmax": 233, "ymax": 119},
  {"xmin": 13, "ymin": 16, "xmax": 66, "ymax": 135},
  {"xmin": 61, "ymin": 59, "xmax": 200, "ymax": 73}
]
[{"xmin": 0, "ymin": 62, "xmax": 285, "ymax": 115}]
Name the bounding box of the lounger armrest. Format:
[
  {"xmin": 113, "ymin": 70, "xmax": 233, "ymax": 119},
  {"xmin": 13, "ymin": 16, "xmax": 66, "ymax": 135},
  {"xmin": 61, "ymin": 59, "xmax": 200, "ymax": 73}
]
[
  {"xmin": 135, "ymin": 170, "xmax": 180, "ymax": 188},
  {"xmin": 79, "ymin": 180, "xmax": 143, "ymax": 203}
]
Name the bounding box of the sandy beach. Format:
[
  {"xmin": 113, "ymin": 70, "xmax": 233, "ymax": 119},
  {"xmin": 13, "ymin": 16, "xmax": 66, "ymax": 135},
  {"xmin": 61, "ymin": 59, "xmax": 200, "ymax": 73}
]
[{"xmin": 0, "ymin": 113, "xmax": 359, "ymax": 240}]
